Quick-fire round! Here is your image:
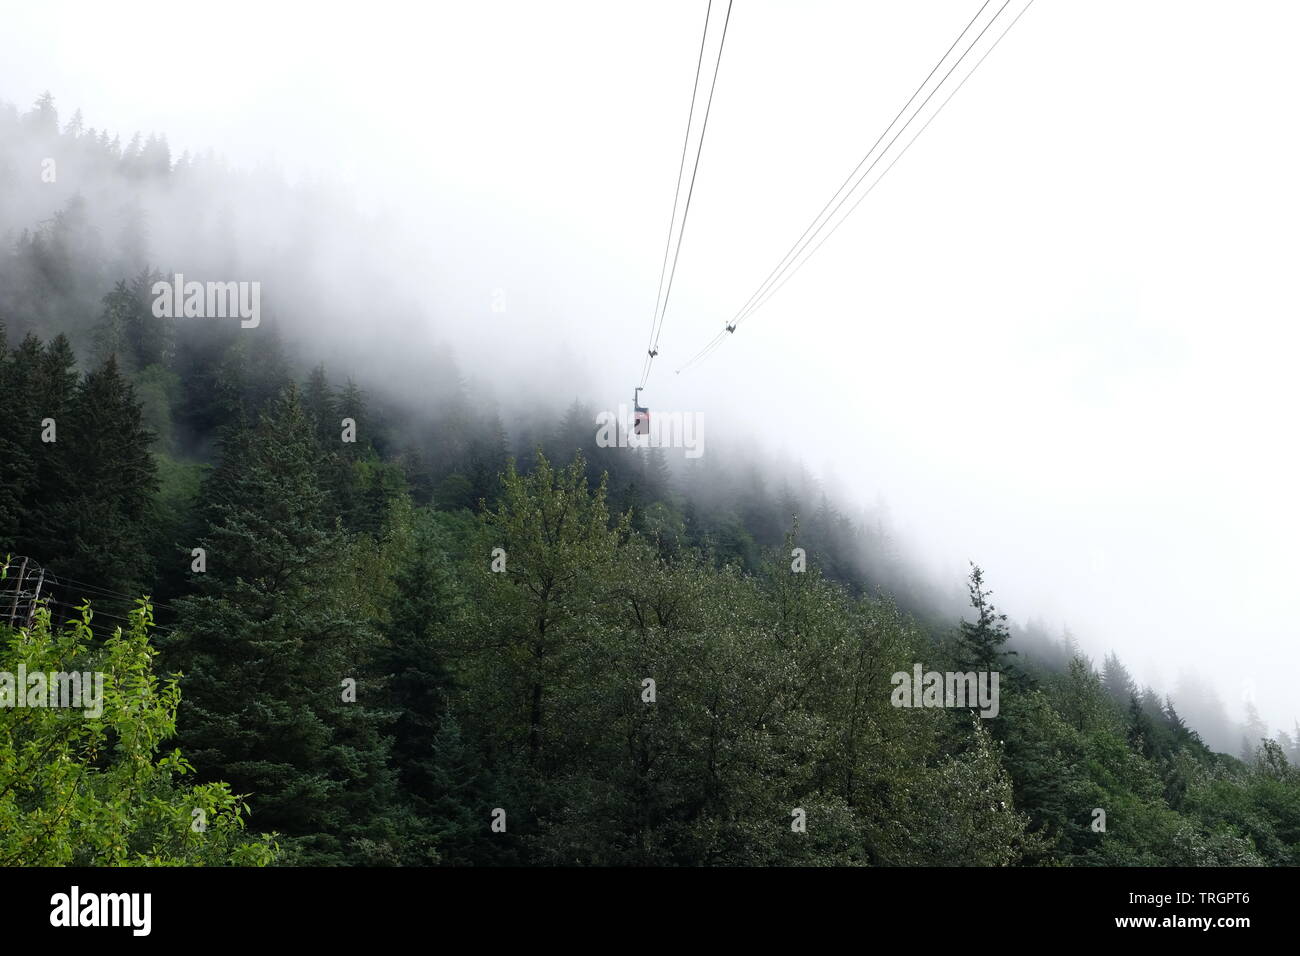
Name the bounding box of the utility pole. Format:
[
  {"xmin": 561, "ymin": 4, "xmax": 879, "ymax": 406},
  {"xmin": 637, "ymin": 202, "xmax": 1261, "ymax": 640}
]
[{"xmin": 3, "ymin": 556, "xmax": 48, "ymax": 629}]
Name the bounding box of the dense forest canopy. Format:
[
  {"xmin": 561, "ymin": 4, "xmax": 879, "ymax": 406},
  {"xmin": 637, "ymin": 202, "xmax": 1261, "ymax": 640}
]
[{"xmin": 2, "ymin": 94, "xmax": 1297, "ymax": 866}]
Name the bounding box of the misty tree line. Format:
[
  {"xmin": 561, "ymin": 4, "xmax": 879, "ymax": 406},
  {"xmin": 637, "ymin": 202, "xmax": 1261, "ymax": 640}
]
[
  {"xmin": 3, "ymin": 91, "xmax": 1278, "ymax": 757},
  {"xmin": 2, "ymin": 94, "xmax": 1298, "ymax": 866}
]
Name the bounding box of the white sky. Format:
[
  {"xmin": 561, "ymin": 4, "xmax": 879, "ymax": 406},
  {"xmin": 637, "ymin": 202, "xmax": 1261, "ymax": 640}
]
[{"xmin": 3, "ymin": 0, "xmax": 1297, "ymax": 734}]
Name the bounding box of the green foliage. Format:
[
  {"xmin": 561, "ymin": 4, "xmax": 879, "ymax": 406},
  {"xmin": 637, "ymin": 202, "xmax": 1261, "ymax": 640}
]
[
  {"xmin": 167, "ymin": 387, "xmax": 401, "ymax": 865},
  {"xmin": 378, "ymin": 505, "xmax": 478, "ymax": 864},
  {"xmin": 0, "ymin": 336, "xmax": 158, "ymax": 598},
  {"xmin": 91, "ymin": 270, "xmax": 174, "ymax": 373},
  {"xmin": 0, "ymin": 587, "xmax": 276, "ymax": 866},
  {"xmin": 955, "ymin": 563, "xmax": 1014, "ymax": 672},
  {"xmin": 2, "ymin": 118, "xmax": 1298, "ymax": 868},
  {"xmin": 874, "ymin": 718, "xmax": 1038, "ymax": 866}
]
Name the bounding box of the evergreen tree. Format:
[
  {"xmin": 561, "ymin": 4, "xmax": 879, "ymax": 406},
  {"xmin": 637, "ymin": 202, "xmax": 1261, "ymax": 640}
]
[
  {"xmin": 91, "ymin": 280, "xmax": 134, "ymax": 369},
  {"xmin": 381, "ymin": 508, "xmax": 482, "ymax": 864},
  {"xmin": 169, "ymin": 387, "xmax": 399, "ymax": 864},
  {"xmin": 25, "ymin": 91, "xmax": 58, "ymax": 136},
  {"xmin": 1101, "ymin": 652, "xmax": 1138, "ymax": 704},
  {"xmin": 1241, "ymin": 700, "xmax": 1269, "ymax": 762},
  {"xmin": 40, "ymin": 353, "xmax": 158, "ymax": 597},
  {"xmin": 6, "ymin": 340, "xmax": 157, "ymax": 600},
  {"xmin": 466, "ymin": 451, "xmax": 625, "ymax": 769},
  {"xmin": 1128, "ymin": 692, "xmax": 1154, "ymax": 757},
  {"xmin": 0, "ymin": 326, "xmax": 34, "ymax": 549},
  {"xmin": 955, "ymin": 564, "xmax": 1015, "ymax": 672},
  {"xmin": 302, "ymin": 363, "xmax": 338, "ymax": 446}
]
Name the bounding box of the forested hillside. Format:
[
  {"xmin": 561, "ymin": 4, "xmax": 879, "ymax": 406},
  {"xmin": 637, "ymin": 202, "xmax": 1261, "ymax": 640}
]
[{"xmin": 3, "ymin": 95, "xmax": 1298, "ymax": 866}]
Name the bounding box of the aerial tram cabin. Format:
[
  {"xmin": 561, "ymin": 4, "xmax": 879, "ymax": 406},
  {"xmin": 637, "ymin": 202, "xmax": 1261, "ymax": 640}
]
[{"xmin": 633, "ymin": 387, "xmax": 650, "ymax": 436}]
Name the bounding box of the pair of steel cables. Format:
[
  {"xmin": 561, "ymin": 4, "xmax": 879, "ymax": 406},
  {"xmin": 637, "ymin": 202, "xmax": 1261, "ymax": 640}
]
[{"xmin": 633, "ymin": 0, "xmax": 1037, "ymax": 389}]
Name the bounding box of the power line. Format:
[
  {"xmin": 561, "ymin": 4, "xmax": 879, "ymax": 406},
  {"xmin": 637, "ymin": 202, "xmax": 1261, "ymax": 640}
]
[
  {"xmin": 45, "ymin": 571, "xmax": 179, "ymax": 612},
  {"xmin": 642, "ymin": 0, "xmax": 714, "ymax": 390},
  {"xmin": 734, "ymin": 0, "xmax": 1037, "ymax": 332},
  {"xmin": 3, "ymin": 556, "xmax": 181, "ymax": 634},
  {"xmin": 677, "ymin": 0, "xmax": 1032, "ymax": 373},
  {"xmin": 43, "ymin": 598, "xmax": 174, "ymax": 633},
  {"xmin": 675, "ymin": 328, "xmax": 726, "ymax": 374},
  {"xmin": 640, "ymin": 0, "xmax": 734, "ymax": 390},
  {"xmin": 650, "ymin": 0, "xmax": 733, "ymax": 357},
  {"xmin": 731, "ymin": 0, "xmax": 1011, "ymax": 331},
  {"xmin": 723, "ymin": 0, "xmax": 993, "ymax": 337}
]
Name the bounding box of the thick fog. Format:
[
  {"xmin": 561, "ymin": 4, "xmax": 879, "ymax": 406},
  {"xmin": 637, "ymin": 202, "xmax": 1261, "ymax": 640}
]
[{"xmin": 3, "ymin": 0, "xmax": 1297, "ymax": 747}]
